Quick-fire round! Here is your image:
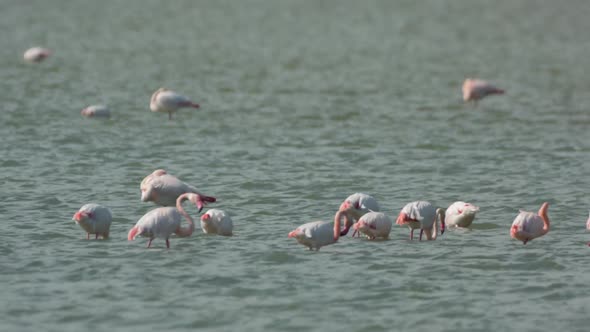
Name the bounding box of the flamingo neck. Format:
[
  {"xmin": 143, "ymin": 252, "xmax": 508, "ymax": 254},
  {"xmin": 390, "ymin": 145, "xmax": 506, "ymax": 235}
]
[
  {"xmin": 333, "ymin": 210, "xmax": 346, "ymax": 241},
  {"xmin": 175, "ymin": 194, "xmax": 195, "ymax": 237},
  {"xmin": 436, "ymin": 208, "xmax": 446, "ymax": 236},
  {"xmin": 538, "ymin": 202, "xmax": 550, "ymax": 234}
]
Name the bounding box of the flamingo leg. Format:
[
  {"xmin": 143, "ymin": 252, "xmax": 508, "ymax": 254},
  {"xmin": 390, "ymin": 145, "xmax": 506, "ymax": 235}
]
[
  {"xmin": 419, "ymin": 229, "xmax": 424, "ymax": 241},
  {"xmin": 410, "ymin": 229, "xmax": 414, "ymax": 240},
  {"xmin": 147, "ymin": 239, "xmax": 153, "ymax": 248},
  {"xmin": 166, "ymin": 239, "xmax": 170, "ymax": 248}
]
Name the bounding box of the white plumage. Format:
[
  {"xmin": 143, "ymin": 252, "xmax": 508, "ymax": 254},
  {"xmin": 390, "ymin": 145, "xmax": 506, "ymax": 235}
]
[
  {"xmin": 140, "ymin": 169, "xmax": 216, "ymax": 208},
  {"xmin": 353, "ymin": 212, "xmax": 392, "ymax": 240},
  {"xmin": 445, "ymin": 201, "xmax": 480, "ymax": 228},
  {"xmin": 150, "ymin": 88, "xmax": 200, "ymax": 120},
  {"xmin": 200, "ymin": 209, "xmax": 233, "ymax": 236},
  {"xmin": 81, "ymin": 105, "xmax": 111, "ymax": 118},
  {"xmin": 288, "ymin": 221, "xmax": 336, "ymax": 251},
  {"xmin": 24, "ymin": 47, "xmax": 51, "ymax": 63},
  {"xmin": 396, "ymin": 201, "xmax": 445, "ymax": 241},
  {"xmin": 72, "ymin": 204, "xmax": 112, "ymax": 239}
]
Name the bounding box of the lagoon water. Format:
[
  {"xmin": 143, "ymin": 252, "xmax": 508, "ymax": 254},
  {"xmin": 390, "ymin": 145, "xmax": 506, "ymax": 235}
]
[{"xmin": 1, "ymin": 1, "xmax": 590, "ymax": 331}]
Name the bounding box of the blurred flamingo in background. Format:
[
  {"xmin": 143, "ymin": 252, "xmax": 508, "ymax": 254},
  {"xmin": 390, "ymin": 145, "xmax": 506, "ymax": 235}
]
[
  {"xmin": 462, "ymin": 78, "xmax": 504, "ymax": 104},
  {"xmin": 140, "ymin": 169, "xmax": 216, "ymax": 209},
  {"xmin": 510, "ymin": 202, "xmax": 551, "ymax": 244},
  {"xmin": 128, "ymin": 193, "xmax": 201, "ymax": 248},
  {"xmin": 72, "ymin": 204, "xmax": 112, "ymax": 239},
  {"xmin": 81, "ymin": 105, "xmax": 111, "ymax": 118},
  {"xmin": 24, "ymin": 47, "xmax": 51, "ymax": 63},
  {"xmin": 150, "ymin": 88, "xmax": 200, "ymax": 120},
  {"xmin": 396, "ymin": 201, "xmax": 445, "ymax": 241}
]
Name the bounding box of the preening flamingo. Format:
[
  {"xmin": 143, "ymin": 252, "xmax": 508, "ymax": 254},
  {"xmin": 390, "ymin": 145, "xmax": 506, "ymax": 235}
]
[
  {"xmin": 72, "ymin": 204, "xmax": 112, "ymax": 239},
  {"xmin": 150, "ymin": 88, "xmax": 200, "ymax": 120},
  {"xmin": 335, "ymin": 193, "xmax": 380, "ymax": 238},
  {"xmin": 462, "ymin": 78, "xmax": 504, "ymax": 103},
  {"xmin": 140, "ymin": 169, "xmax": 216, "ymax": 209},
  {"xmin": 396, "ymin": 201, "xmax": 445, "ymax": 241},
  {"xmin": 128, "ymin": 193, "xmax": 201, "ymax": 248},
  {"xmin": 24, "ymin": 47, "xmax": 51, "ymax": 63},
  {"xmin": 353, "ymin": 212, "xmax": 392, "ymax": 240},
  {"xmin": 445, "ymin": 201, "xmax": 480, "ymax": 228},
  {"xmin": 289, "ymin": 221, "xmax": 337, "ymax": 251},
  {"xmin": 510, "ymin": 202, "xmax": 550, "ymax": 244},
  {"xmin": 81, "ymin": 105, "xmax": 111, "ymax": 118},
  {"xmin": 200, "ymin": 209, "xmax": 233, "ymax": 236}
]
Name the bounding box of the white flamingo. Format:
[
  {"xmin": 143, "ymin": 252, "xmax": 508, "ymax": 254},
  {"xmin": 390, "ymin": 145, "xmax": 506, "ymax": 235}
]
[
  {"xmin": 128, "ymin": 193, "xmax": 201, "ymax": 248},
  {"xmin": 81, "ymin": 105, "xmax": 111, "ymax": 118},
  {"xmin": 352, "ymin": 212, "xmax": 392, "ymax": 240},
  {"xmin": 150, "ymin": 88, "xmax": 200, "ymax": 120},
  {"xmin": 288, "ymin": 221, "xmax": 336, "ymax": 251},
  {"xmin": 445, "ymin": 201, "xmax": 480, "ymax": 228},
  {"xmin": 510, "ymin": 202, "xmax": 550, "ymax": 245},
  {"xmin": 24, "ymin": 47, "xmax": 51, "ymax": 63},
  {"xmin": 140, "ymin": 169, "xmax": 216, "ymax": 209},
  {"xmin": 335, "ymin": 193, "xmax": 380, "ymax": 237},
  {"xmin": 200, "ymin": 209, "xmax": 233, "ymax": 236},
  {"xmin": 462, "ymin": 78, "xmax": 504, "ymax": 104},
  {"xmin": 72, "ymin": 204, "xmax": 112, "ymax": 239},
  {"xmin": 395, "ymin": 201, "xmax": 445, "ymax": 241}
]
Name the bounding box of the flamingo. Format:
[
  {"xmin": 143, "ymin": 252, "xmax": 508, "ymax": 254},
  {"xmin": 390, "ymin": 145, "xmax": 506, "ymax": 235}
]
[
  {"xmin": 288, "ymin": 221, "xmax": 337, "ymax": 251},
  {"xmin": 128, "ymin": 192, "xmax": 201, "ymax": 248},
  {"xmin": 445, "ymin": 201, "xmax": 480, "ymax": 228},
  {"xmin": 352, "ymin": 212, "xmax": 392, "ymax": 240},
  {"xmin": 72, "ymin": 204, "xmax": 112, "ymax": 239},
  {"xmin": 586, "ymin": 211, "xmax": 590, "ymax": 230},
  {"xmin": 24, "ymin": 47, "xmax": 51, "ymax": 63},
  {"xmin": 335, "ymin": 193, "xmax": 380, "ymax": 237},
  {"xmin": 395, "ymin": 201, "xmax": 445, "ymax": 241},
  {"xmin": 462, "ymin": 78, "xmax": 505, "ymax": 104},
  {"xmin": 510, "ymin": 202, "xmax": 551, "ymax": 245},
  {"xmin": 140, "ymin": 169, "xmax": 216, "ymax": 209},
  {"xmin": 150, "ymin": 88, "xmax": 200, "ymax": 120},
  {"xmin": 200, "ymin": 209, "xmax": 233, "ymax": 236},
  {"xmin": 81, "ymin": 105, "xmax": 111, "ymax": 118}
]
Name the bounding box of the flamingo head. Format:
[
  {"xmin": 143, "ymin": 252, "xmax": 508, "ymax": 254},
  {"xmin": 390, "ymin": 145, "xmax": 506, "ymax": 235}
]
[
  {"xmin": 81, "ymin": 108, "xmax": 94, "ymax": 117},
  {"xmin": 186, "ymin": 193, "xmax": 206, "ymax": 212},
  {"xmin": 140, "ymin": 185, "xmax": 152, "ymax": 202},
  {"xmin": 353, "ymin": 220, "xmax": 367, "ymax": 231},
  {"xmin": 73, "ymin": 211, "xmax": 92, "ymax": 223},
  {"xmin": 200, "ymin": 213, "xmax": 211, "ymax": 223},
  {"xmin": 288, "ymin": 229, "xmax": 302, "ymax": 238},
  {"xmin": 395, "ymin": 212, "xmax": 409, "ymax": 225}
]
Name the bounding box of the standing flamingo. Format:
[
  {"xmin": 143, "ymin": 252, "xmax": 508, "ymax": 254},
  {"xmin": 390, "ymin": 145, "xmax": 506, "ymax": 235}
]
[
  {"xmin": 396, "ymin": 201, "xmax": 445, "ymax": 241},
  {"xmin": 128, "ymin": 193, "xmax": 201, "ymax": 248},
  {"xmin": 81, "ymin": 105, "xmax": 111, "ymax": 118},
  {"xmin": 510, "ymin": 202, "xmax": 551, "ymax": 244},
  {"xmin": 353, "ymin": 212, "xmax": 392, "ymax": 240},
  {"xmin": 150, "ymin": 88, "xmax": 200, "ymax": 120},
  {"xmin": 72, "ymin": 204, "xmax": 112, "ymax": 239},
  {"xmin": 335, "ymin": 193, "xmax": 380, "ymax": 237},
  {"xmin": 289, "ymin": 220, "xmax": 337, "ymax": 251},
  {"xmin": 462, "ymin": 78, "xmax": 505, "ymax": 104},
  {"xmin": 24, "ymin": 47, "xmax": 51, "ymax": 63},
  {"xmin": 445, "ymin": 201, "xmax": 480, "ymax": 228},
  {"xmin": 140, "ymin": 169, "xmax": 216, "ymax": 209},
  {"xmin": 200, "ymin": 209, "xmax": 233, "ymax": 236}
]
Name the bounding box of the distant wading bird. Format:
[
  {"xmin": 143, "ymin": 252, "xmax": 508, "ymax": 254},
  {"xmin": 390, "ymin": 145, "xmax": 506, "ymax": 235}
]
[
  {"xmin": 150, "ymin": 88, "xmax": 200, "ymax": 120},
  {"xmin": 128, "ymin": 193, "xmax": 201, "ymax": 248},
  {"xmin": 72, "ymin": 204, "xmax": 112, "ymax": 239},
  {"xmin": 140, "ymin": 169, "xmax": 216, "ymax": 209},
  {"xmin": 396, "ymin": 201, "xmax": 445, "ymax": 241},
  {"xmin": 510, "ymin": 202, "xmax": 550, "ymax": 244},
  {"xmin": 462, "ymin": 78, "xmax": 505, "ymax": 104},
  {"xmin": 81, "ymin": 105, "xmax": 111, "ymax": 118},
  {"xmin": 23, "ymin": 47, "xmax": 51, "ymax": 63}
]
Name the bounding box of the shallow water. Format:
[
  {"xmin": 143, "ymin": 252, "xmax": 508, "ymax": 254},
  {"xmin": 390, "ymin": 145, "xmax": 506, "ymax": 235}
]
[{"xmin": 1, "ymin": 1, "xmax": 590, "ymax": 331}]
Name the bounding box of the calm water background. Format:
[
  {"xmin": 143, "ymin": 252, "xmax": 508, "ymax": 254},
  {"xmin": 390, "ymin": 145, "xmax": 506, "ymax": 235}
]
[{"xmin": 1, "ymin": 0, "xmax": 589, "ymax": 331}]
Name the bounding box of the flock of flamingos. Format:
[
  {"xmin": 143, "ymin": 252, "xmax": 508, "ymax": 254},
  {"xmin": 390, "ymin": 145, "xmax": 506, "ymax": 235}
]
[{"xmin": 23, "ymin": 47, "xmax": 590, "ymax": 250}]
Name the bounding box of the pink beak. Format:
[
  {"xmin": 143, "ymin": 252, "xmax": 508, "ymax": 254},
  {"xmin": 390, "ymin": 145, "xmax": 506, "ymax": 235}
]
[
  {"xmin": 73, "ymin": 211, "xmax": 86, "ymax": 221},
  {"xmin": 288, "ymin": 230, "xmax": 299, "ymax": 238}
]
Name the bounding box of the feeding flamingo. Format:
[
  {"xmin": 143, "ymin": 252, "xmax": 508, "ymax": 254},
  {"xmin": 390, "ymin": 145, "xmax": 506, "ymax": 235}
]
[
  {"xmin": 396, "ymin": 201, "xmax": 445, "ymax": 241},
  {"xmin": 335, "ymin": 193, "xmax": 380, "ymax": 237},
  {"xmin": 200, "ymin": 209, "xmax": 233, "ymax": 236},
  {"xmin": 150, "ymin": 88, "xmax": 200, "ymax": 120},
  {"xmin": 81, "ymin": 105, "xmax": 111, "ymax": 118},
  {"xmin": 462, "ymin": 78, "xmax": 505, "ymax": 104},
  {"xmin": 445, "ymin": 201, "xmax": 480, "ymax": 228},
  {"xmin": 510, "ymin": 202, "xmax": 551, "ymax": 245},
  {"xmin": 128, "ymin": 192, "xmax": 201, "ymax": 248},
  {"xmin": 289, "ymin": 220, "xmax": 337, "ymax": 251},
  {"xmin": 24, "ymin": 47, "xmax": 51, "ymax": 63},
  {"xmin": 352, "ymin": 212, "xmax": 392, "ymax": 240},
  {"xmin": 140, "ymin": 169, "xmax": 216, "ymax": 209},
  {"xmin": 72, "ymin": 204, "xmax": 112, "ymax": 239}
]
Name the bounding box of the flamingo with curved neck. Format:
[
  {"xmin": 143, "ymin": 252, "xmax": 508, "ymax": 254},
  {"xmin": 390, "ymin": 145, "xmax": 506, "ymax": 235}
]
[
  {"xmin": 128, "ymin": 192, "xmax": 199, "ymax": 248},
  {"xmin": 510, "ymin": 202, "xmax": 550, "ymax": 244}
]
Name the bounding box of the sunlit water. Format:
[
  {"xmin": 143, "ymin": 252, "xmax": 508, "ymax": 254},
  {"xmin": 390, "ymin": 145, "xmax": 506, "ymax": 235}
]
[{"xmin": 1, "ymin": 1, "xmax": 590, "ymax": 331}]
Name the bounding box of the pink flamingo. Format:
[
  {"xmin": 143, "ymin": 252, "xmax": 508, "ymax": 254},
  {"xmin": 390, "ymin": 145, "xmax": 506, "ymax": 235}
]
[
  {"xmin": 353, "ymin": 212, "xmax": 392, "ymax": 240},
  {"xmin": 72, "ymin": 204, "xmax": 112, "ymax": 239},
  {"xmin": 128, "ymin": 192, "xmax": 201, "ymax": 248},
  {"xmin": 81, "ymin": 105, "xmax": 111, "ymax": 118},
  {"xmin": 140, "ymin": 169, "xmax": 216, "ymax": 209},
  {"xmin": 289, "ymin": 220, "xmax": 336, "ymax": 251},
  {"xmin": 510, "ymin": 202, "xmax": 550, "ymax": 244},
  {"xmin": 150, "ymin": 88, "xmax": 200, "ymax": 120},
  {"xmin": 24, "ymin": 47, "xmax": 51, "ymax": 63},
  {"xmin": 335, "ymin": 193, "xmax": 380, "ymax": 237},
  {"xmin": 462, "ymin": 78, "xmax": 505, "ymax": 104},
  {"xmin": 396, "ymin": 201, "xmax": 445, "ymax": 241},
  {"xmin": 200, "ymin": 209, "xmax": 234, "ymax": 236},
  {"xmin": 445, "ymin": 201, "xmax": 480, "ymax": 228}
]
